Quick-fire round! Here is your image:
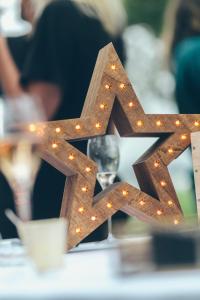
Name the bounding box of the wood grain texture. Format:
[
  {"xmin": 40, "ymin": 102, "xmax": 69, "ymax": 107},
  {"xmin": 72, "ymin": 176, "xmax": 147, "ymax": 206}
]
[
  {"xmin": 37, "ymin": 43, "xmax": 200, "ymax": 250},
  {"xmin": 191, "ymin": 132, "xmax": 200, "ymax": 220}
]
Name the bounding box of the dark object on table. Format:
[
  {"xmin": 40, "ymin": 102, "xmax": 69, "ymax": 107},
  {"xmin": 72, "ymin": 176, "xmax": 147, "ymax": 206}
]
[{"xmin": 152, "ymin": 230, "xmax": 197, "ymax": 267}]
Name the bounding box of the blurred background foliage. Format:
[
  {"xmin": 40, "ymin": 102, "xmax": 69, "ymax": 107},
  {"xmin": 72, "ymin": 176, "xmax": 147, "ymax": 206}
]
[{"xmin": 124, "ymin": 0, "xmax": 169, "ymax": 35}]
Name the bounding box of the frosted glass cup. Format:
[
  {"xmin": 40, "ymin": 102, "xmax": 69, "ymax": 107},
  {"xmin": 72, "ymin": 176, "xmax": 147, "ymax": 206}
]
[{"xmin": 18, "ymin": 218, "xmax": 67, "ymax": 272}]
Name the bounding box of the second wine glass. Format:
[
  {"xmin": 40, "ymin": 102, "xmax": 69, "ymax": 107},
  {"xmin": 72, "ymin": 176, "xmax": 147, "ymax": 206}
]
[
  {"xmin": 87, "ymin": 135, "xmax": 120, "ymax": 241},
  {"xmin": 0, "ymin": 95, "xmax": 45, "ymax": 222}
]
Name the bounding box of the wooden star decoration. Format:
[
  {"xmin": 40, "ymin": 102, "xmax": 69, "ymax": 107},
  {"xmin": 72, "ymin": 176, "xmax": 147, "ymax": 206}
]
[
  {"xmin": 191, "ymin": 132, "xmax": 200, "ymax": 220},
  {"xmin": 38, "ymin": 43, "xmax": 200, "ymax": 250}
]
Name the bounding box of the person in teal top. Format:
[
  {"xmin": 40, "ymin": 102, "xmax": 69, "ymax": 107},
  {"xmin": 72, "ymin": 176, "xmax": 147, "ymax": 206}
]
[
  {"xmin": 175, "ymin": 36, "xmax": 200, "ymax": 113},
  {"xmin": 164, "ymin": 0, "xmax": 200, "ymax": 114}
]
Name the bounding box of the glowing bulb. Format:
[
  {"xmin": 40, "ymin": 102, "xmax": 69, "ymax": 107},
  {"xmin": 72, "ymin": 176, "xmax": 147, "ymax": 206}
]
[
  {"xmin": 68, "ymin": 154, "xmax": 75, "ymax": 160},
  {"xmin": 122, "ymin": 190, "xmax": 128, "ymax": 196},
  {"xmin": 29, "ymin": 123, "xmax": 36, "ymax": 132},
  {"xmin": 52, "ymin": 143, "xmax": 58, "ymax": 149},
  {"xmin": 154, "ymin": 161, "xmax": 160, "ymax": 168},
  {"xmin": 55, "ymin": 127, "xmax": 61, "ymax": 133},
  {"xmin": 168, "ymin": 200, "xmax": 173, "ymax": 206},
  {"xmin": 175, "ymin": 120, "xmax": 181, "ymax": 126},
  {"xmin": 75, "ymin": 124, "xmax": 81, "ymax": 130},
  {"xmin": 160, "ymin": 181, "xmax": 166, "ymax": 187},
  {"xmin": 128, "ymin": 101, "xmax": 134, "ymax": 108},
  {"xmin": 78, "ymin": 207, "xmax": 84, "ymax": 213},
  {"xmin": 100, "ymin": 103, "xmax": 106, "ymax": 110},
  {"xmin": 194, "ymin": 121, "xmax": 200, "ymax": 127},
  {"xmin": 119, "ymin": 83, "xmax": 125, "ymax": 89},
  {"xmin": 156, "ymin": 120, "xmax": 162, "ymax": 127},
  {"xmin": 157, "ymin": 210, "xmax": 162, "ymax": 216},
  {"xmin": 174, "ymin": 219, "xmax": 179, "ymax": 225},
  {"xmin": 137, "ymin": 120, "xmax": 143, "ymax": 127},
  {"xmin": 76, "ymin": 228, "xmax": 81, "ymax": 234},
  {"xmin": 168, "ymin": 148, "xmax": 174, "ymax": 154},
  {"xmin": 95, "ymin": 122, "xmax": 101, "ymax": 129},
  {"xmin": 91, "ymin": 216, "xmax": 96, "ymax": 221},
  {"xmin": 85, "ymin": 167, "xmax": 91, "ymax": 173},
  {"xmin": 111, "ymin": 64, "xmax": 116, "ymax": 70},
  {"xmin": 105, "ymin": 84, "xmax": 110, "ymax": 90},
  {"xmin": 107, "ymin": 202, "xmax": 112, "ymax": 208},
  {"xmin": 81, "ymin": 186, "xmax": 88, "ymax": 192},
  {"xmin": 139, "ymin": 200, "xmax": 145, "ymax": 206},
  {"xmin": 181, "ymin": 134, "xmax": 187, "ymax": 140}
]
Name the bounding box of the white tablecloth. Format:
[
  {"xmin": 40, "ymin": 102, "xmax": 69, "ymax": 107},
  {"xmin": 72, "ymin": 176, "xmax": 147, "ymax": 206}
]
[{"xmin": 0, "ymin": 247, "xmax": 200, "ymax": 300}]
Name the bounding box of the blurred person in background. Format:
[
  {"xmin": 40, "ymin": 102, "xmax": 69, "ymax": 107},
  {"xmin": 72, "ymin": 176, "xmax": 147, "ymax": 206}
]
[
  {"xmin": 0, "ymin": 0, "xmax": 127, "ymax": 240},
  {"xmin": 163, "ymin": 0, "xmax": 200, "ymax": 114},
  {"xmin": 162, "ymin": 0, "xmax": 200, "ymax": 214}
]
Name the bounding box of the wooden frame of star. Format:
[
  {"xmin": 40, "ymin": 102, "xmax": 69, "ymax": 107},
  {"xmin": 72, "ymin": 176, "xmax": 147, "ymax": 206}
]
[{"xmin": 35, "ymin": 43, "xmax": 200, "ymax": 250}]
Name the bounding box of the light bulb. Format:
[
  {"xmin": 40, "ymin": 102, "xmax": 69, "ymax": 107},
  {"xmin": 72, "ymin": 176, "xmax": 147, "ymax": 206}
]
[
  {"xmin": 156, "ymin": 120, "xmax": 162, "ymax": 127},
  {"xmin": 100, "ymin": 103, "xmax": 106, "ymax": 110},
  {"xmin": 78, "ymin": 207, "xmax": 84, "ymax": 213},
  {"xmin": 81, "ymin": 186, "xmax": 88, "ymax": 192},
  {"xmin": 168, "ymin": 200, "xmax": 173, "ymax": 206},
  {"xmin": 55, "ymin": 127, "xmax": 61, "ymax": 133},
  {"xmin": 91, "ymin": 216, "xmax": 96, "ymax": 221},
  {"xmin": 168, "ymin": 148, "xmax": 174, "ymax": 154},
  {"xmin": 128, "ymin": 102, "xmax": 134, "ymax": 108},
  {"xmin": 29, "ymin": 123, "xmax": 36, "ymax": 132},
  {"xmin": 160, "ymin": 181, "xmax": 166, "ymax": 187},
  {"xmin": 76, "ymin": 228, "xmax": 81, "ymax": 234},
  {"xmin": 68, "ymin": 154, "xmax": 75, "ymax": 160},
  {"xmin": 122, "ymin": 190, "xmax": 128, "ymax": 196},
  {"xmin": 139, "ymin": 200, "xmax": 145, "ymax": 206},
  {"xmin": 105, "ymin": 84, "xmax": 110, "ymax": 90},
  {"xmin": 194, "ymin": 121, "xmax": 200, "ymax": 127},
  {"xmin": 52, "ymin": 143, "xmax": 58, "ymax": 149},
  {"xmin": 119, "ymin": 83, "xmax": 125, "ymax": 89},
  {"xmin": 157, "ymin": 210, "xmax": 162, "ymax": 216},
  {"xmin": 181, "ymin": 134, "xmax": 187, "ymax": 140},
  {"xmin": 137, "ymin": 120, "xmax": 143, "ymax": 127},
  {"xmin": 75, "ymin": 124, "xmax": 81, "ymax": 130},
  {"xmin": 175, "ymin": 120, "xmax": 181, "ymax": 126},
  {"xmin": 85, "ymin": 167, "xmax": 91, "ymax": 173},
  {"xmin": 111, "ymin": 64, "xmax": 116, "ymax": 70},
  {"xmin": 154, "ymin": 161, "xmax": 160, "ymax": 168},
  {"xmin": 107, "ymin": 203, "xmax": 112, "ymax": 208},
  {"xmin": 95, "ymin": 122, "xmax": 101, "ymax": 129}
]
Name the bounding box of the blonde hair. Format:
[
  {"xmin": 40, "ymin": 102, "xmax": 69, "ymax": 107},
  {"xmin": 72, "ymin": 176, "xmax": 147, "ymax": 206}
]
[
  {"xmin": 32, "ymin": 0, "xmax": 126, "ymax": 36},
  {"xmin": 162, "ymin": 0, "xmax": 180, "ymax": 64}
]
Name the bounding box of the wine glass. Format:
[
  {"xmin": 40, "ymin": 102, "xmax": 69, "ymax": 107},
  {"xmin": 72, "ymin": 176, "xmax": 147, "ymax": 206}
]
[
  {"xmin": 87, "ymin": 135, "xmax": 120, "ymax": 242},
  {"xmin": 0, "ymin": 94, "xmax": 45, "ymax": 222},
  {"xmin": 0, "ymin": 0, "xmax": 31, "ymax": 37}
]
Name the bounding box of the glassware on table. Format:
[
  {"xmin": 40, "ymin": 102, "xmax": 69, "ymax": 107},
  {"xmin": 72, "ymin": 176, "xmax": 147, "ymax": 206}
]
[
  {"xmin": 0, "ymin": 238, "xmax": 25, "ymax": 267},
  {"xmin": 0, "ymin": 0, "xmax": 31, "ymax": 37},
  {"xmin": 0, "ymin": 95, "xmax": 45, "ymax": 222},
  {"xmin": 19, "ymin": 218, "xmax": 67, "ymax": 272},
  {"xmin": 87, "ymin": 135, "xmax": 120, "ymax": 242}
]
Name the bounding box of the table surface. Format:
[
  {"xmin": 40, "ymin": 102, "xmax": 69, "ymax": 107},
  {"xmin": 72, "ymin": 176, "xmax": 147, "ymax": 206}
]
[{"xmin": 0, "ymin": 241, "xmax": 200, "ymax": 300}]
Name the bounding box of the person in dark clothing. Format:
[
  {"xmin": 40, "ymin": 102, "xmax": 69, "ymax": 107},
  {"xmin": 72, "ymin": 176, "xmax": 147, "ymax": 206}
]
[
  {"xmin": 163, "ymin": 0, "xmax": 200, "ymax": 114},
  {"xmin": 0, "ymin": 0, "xmax": 127, "ymax": 241}
]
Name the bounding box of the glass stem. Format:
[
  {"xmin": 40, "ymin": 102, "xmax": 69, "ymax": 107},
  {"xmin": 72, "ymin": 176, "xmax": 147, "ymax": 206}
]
[
  {"xmin": 14, "ymin": 184, "xmax": 32, "ymax": 222},
  {"xmin": 102, "ymin": 181, "xmax": 114, "ymax": 241},
  {"xmin": 107, "ymin": 217, "xmax": 113, "ymax": 240}
]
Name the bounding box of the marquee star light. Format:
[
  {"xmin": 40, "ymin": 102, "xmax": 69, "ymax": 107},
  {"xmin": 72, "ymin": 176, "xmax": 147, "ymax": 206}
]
[{"xmin": 37, "ymin": 44, "xmax": 200, "ymax": 250}]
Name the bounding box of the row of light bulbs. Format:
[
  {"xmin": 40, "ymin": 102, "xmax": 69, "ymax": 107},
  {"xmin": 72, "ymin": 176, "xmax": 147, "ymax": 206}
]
[
  {"xmin": 75, "ymin": 199, "xmax": 179, "ymax": 234},
  {"xmin": 136, "ymin": 119, "xmax": 200, "ymax": 128}
]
